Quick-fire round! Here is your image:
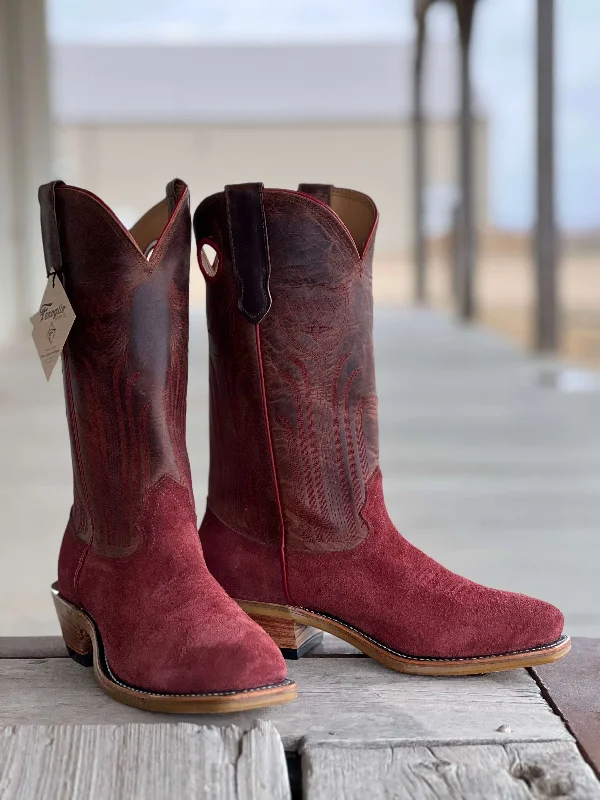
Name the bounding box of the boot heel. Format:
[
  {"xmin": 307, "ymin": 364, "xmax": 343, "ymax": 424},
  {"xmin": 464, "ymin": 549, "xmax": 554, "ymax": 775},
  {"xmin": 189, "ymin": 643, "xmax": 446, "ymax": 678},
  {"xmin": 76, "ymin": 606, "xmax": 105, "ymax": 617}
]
[
  {"xmin": 51, "ymin": 584, "xmax": 94, "ymax": 667},
  {"xmin": 250, "ymin": 613, "xmax": 323, "ymax": 660}
]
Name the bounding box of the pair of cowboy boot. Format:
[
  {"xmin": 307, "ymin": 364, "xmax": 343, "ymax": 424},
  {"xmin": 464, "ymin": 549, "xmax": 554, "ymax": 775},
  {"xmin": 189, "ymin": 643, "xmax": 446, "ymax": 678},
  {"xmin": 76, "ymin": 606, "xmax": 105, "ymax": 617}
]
[{"xmin": 42, "ymin": 179, "xmax": 569, "ymax": 713}]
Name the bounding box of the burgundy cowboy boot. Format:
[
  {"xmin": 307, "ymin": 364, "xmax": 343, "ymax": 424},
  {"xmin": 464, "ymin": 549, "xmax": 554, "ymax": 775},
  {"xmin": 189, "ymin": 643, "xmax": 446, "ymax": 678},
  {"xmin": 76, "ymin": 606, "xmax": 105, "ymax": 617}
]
[
  {"xmin": 42, "ymin": 179, "xmax": 295, "ymax": 711},
  {"xmin": 193, "ymin": 182, "xmax": 570, "ymax": 675}
]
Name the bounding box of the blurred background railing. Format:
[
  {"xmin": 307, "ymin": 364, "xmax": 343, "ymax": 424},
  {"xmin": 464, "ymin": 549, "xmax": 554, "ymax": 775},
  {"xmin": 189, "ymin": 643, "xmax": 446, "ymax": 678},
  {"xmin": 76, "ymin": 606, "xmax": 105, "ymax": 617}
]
[
  {"xmin": 413, "ymin": 0, "xmax": 600, "ymax": 369},
  {"xmin": 414, "ymin": 0, "xmax": 558, "ymax": 352}
]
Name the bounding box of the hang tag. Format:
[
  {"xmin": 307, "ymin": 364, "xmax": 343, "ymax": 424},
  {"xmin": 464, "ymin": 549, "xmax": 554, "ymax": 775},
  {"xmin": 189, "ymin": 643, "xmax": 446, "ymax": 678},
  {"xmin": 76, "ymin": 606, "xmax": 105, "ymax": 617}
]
[{"xmin": 31, "ymin": 276, "xmax": 76, "ymax": 380}]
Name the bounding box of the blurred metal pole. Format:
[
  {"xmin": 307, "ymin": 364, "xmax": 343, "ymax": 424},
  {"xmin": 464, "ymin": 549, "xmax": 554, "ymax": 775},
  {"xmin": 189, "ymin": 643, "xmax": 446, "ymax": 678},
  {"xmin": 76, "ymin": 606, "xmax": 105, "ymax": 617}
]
[
  {"xmin": 456, "ymin": 0, "xmax": 477, "ymax": 321},
  {"xmin": 535, "ymin": 0, "xmax": 559, "ymax": 352},
  {"xmin": 413, "ymin": 15, "xmax": 427, "ymax": 304}
]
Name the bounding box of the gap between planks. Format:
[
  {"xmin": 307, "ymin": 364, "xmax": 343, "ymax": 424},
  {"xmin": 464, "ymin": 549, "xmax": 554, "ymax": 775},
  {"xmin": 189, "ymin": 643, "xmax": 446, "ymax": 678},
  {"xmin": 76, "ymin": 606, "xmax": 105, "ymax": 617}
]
[{"xmin": 1, "ymin": 726, "xmax": 598, "ymax": 800}]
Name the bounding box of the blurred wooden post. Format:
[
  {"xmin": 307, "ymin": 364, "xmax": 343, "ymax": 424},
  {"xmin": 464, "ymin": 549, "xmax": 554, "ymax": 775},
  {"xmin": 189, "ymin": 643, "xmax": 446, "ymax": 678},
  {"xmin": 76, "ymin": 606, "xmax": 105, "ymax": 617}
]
[
  {"xmin": 0, "ymin": 0, "xmax": 52, "ymax": 343},
  {"xmin": 455, "ymin": 0, "xmax": 477, "ymax": 321},
  {"xmin": 451, "ymin": 201, "xmax": 462, "ymax": 304},
  {"xmin": 535, "ymin": 0, "xmax": 559, "ymax": 352},
  {"xmin": 413, "ymin": 9, "xmax": 427, "ymax": 304}
]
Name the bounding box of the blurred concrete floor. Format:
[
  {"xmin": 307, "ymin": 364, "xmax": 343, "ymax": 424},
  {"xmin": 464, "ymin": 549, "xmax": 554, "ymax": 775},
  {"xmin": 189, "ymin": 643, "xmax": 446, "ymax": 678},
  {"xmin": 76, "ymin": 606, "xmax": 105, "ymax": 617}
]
[{"xmin": 1, "ymin": 307, "xmax": 599, "ymax": 637}]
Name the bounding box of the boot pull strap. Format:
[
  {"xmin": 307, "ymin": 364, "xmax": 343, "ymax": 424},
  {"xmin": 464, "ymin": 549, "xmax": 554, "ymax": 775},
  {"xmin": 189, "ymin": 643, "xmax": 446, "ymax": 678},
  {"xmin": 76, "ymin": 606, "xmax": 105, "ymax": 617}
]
[
  {"xmin": 298, "ymin": 183, "xmax": 333, "ymax": 207},
  {"xmin": 166, "ymin": 178, "xmax": 186, "ymax": 215},
  {"xmin": 224, "ymin": 183, "xmax": 272, "ymax": 323},
  {"xmin": 38, "ymin": 180, "xmax": 66, "ymax": 279}
]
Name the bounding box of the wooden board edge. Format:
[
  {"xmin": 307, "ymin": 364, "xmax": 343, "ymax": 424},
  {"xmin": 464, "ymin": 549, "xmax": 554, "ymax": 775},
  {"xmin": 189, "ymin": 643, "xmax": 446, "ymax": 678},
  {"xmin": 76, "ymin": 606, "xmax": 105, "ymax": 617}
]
[
  {"xmin": 0, "ymin": 636, "xmax": 68, "ymax": 659},
  {"xmin": 530, "ymin": 636, "xmax": 600, "ymax": 781}
]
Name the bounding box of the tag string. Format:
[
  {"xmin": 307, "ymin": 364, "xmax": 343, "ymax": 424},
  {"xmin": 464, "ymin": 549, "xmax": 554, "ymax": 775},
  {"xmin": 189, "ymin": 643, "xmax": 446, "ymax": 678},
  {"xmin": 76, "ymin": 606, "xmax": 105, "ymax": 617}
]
[{"xmin": 48, "ymin": 268, "xmax": 63, "ymax": 288}]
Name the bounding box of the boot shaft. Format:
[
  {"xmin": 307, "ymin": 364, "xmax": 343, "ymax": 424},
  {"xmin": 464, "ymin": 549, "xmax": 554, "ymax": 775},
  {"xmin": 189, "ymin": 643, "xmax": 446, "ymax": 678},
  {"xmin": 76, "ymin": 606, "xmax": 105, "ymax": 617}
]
[
  {"xmin": 194, "ymin": 183, "xmax": 380, "ymax": 552},
  {"xmin": 40, "ymin": 180, "xmax": 193, "ymax": 556}
]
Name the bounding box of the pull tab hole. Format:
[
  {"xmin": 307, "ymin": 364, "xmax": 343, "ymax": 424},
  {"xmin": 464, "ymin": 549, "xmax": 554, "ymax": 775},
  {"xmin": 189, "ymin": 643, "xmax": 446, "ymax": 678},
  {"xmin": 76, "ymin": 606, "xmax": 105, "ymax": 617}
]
[
  {"xmin": 144, "ymin": 238, "xmax": 158, "ymax": 260},
  {"xmin": 199, "ymin": 242, "xmax": 219, "ymax": 278}
]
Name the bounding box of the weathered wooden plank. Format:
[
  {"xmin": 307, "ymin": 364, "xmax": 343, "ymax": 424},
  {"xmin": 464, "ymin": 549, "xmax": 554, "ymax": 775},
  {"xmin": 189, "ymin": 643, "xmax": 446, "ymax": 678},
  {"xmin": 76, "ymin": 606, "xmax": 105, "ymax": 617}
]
[
  {"xmin": 0, "ymin": 721, "xmax": 290, "ymax": 800},
  {"xmin": 302, "ymin": 740, "xmax": 600, "ymax": 800},
  {"xmin": 0, "ymin": 637, "xmax": 67, "ymax": 659},
  {"xmin": 0, "ymin": 657, "xmax": 571, "ymax": 749},
  {"xmin": 532, "ymin": 637, "xmax": 600, "ymax": 779}
]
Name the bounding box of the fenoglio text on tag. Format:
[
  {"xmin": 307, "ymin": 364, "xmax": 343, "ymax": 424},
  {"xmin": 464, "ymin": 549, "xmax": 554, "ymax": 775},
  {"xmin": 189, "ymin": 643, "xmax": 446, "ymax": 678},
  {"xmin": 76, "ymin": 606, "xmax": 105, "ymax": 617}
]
[{"xmin": 31, "ymin": 275, "xmax": 76, "ymax": 380}]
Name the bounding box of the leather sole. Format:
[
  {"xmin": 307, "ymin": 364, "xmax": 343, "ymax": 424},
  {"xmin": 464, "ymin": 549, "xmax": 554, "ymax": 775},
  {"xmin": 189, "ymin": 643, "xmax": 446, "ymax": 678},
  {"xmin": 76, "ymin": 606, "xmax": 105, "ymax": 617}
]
[
  {"xmin": 238, "ymin": 599, "xmax": 571, "ymax": 676},
  {"xmin": 51, "ymin": 584, "xmax": 297, "ymax": 712}
]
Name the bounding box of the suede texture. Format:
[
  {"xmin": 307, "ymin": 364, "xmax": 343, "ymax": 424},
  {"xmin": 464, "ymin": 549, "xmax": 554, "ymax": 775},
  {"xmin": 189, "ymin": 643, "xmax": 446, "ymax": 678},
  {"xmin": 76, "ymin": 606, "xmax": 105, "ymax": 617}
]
[
  {"xmin": 79, "ymin": 479, "xmax": 286, "ymax": 692},
  {"xmin": 195, "ymin": 185, "xmax": 565, "ymax": 661},
  {"xmin": 286, "ymin": 470, "xmax": 563, "ymax": 658},
  {"xmin": 50, "ymin": 181, "xmax": 286, "ymax": 694},
  {"xmin": 57, "ymin": 514, "xmax": 88, "ymax": 607},
  {"xmin": 200, "ymin": 506, "xmax": 288, "ymax": 605},
  {"xmin": 199, "ymin": 473, "xmax": 563, "ymax": 658}
]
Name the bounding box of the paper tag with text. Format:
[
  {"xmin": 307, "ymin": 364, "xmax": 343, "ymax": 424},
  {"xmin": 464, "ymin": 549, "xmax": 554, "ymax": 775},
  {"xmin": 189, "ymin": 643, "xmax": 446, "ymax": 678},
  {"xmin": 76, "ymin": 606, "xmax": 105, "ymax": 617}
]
[{"xmin": 31, "ymin": 276, "xmax": 76, "ymax": 380}]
